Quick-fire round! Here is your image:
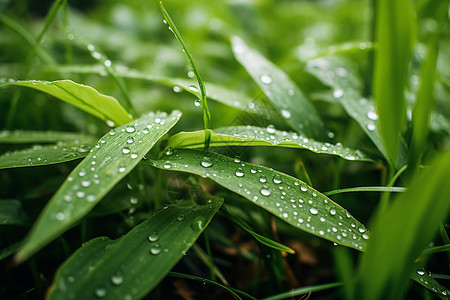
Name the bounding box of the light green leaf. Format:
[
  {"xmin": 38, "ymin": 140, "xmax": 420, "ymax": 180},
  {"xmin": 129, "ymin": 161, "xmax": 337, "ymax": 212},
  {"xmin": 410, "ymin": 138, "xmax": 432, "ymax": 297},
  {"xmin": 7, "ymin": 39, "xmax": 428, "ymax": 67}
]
[
  {"xmin": 261, "ymin": 282, "xmax": 342, "ymax": 300},
  {"xmin": 373, "ymin": 0, "xmax": 414, "ymax": 166},
  {"xmin": 0, "ymin": 143, "xmax": 92, "ymax": 169},
  {"xmin": 0, "ymin": 130, "xmax": 97, "ymax": 144},
  {"xmin": 231, "ymin": 36, "xmax": 328, "ymax": 140},
  {"xmin": 16, "ymin": 111, "xmax": 182, "ymax": 262},
  {"xmin": 0, "ymin": 80, "xmax": 133, "ymax": 126},
  {"xmin": 166, "ymin": 126, "xmax": 375, "ymax": 162},
  {"xmin": 148, "ymin": 149, "xmax": 369, "ymax": 251},
  {"xmin": 356, "ymin": 148, "xmax": 450, "ymax": 300},
  {"xmin": 47, "ymin": 198, "xmax": 223, "ymax": 300}
]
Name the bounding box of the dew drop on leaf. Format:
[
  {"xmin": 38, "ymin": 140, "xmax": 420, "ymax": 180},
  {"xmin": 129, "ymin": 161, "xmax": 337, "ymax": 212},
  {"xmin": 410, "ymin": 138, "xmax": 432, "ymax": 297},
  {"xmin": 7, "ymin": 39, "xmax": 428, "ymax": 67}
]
[
  {"xmin": 148, "ymin": 232, "xmax": 159, "ymax": 242},
  {"xmin": 260, "ymin": 74, "xmax": 273, "ymax": 84},
  {"xmin": 260, "ymin": 186, "xmax": 271, "ymax": 196},
  {"xmin": 150, "ymin": 243, "xmax": 162, "ymax": 255},
  {"xmin": 235, "ymin": 167, "xmax": 245, "ymax": 177},
  {"xmin": 200, "ymin": 156, "xmax": 213, "ymax": 168},
  {"xmin": 281, "ymin": 109, "xmax": 291, "ymax": 119},
  {"xmin": 309, "ymin": 207, "xmax": 319, "ymax": 215},
  {"xmin": 259, "ymin": 175, "xmax": 267, "ymax": 183},
  {"xmin": 272, "ymin": 174, "xmax": 282, "ymax": 184},
  {"xmin": 126, "ymin": 125, "xmax": 136, "ymax": 133},
  {"xmin": 94, "ymin": 287, "xmax": 107, "ymax": 298},
  {"xmin": 110, "ymin": 271, "xmax": 124, "ymax": 286},
  {"xmin": 266, "ymin": 125, "xmax": 276, "ymax": 134},
  {"xmin": 122, "ymin": 147, "xmax": 131, "ymax": 154}
]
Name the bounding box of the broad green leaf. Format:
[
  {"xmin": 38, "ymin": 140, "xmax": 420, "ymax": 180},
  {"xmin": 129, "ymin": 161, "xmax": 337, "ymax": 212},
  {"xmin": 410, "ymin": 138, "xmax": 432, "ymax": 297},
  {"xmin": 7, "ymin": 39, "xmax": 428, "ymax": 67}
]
[
  {"xmin": 0, "ymin": 200, "xmax": 29, "ymax": 226},
  {"xmin": 0, "ymin": 130, "xmax": 97, "ymax": 144},
  {"xmin": 356, "ymin": 148, "xmax": 450, "ymax": 300},
  {"xmin": 166, "ymin": 126, "xmax": 374, "ymax": 162},
  {"xmin": 305, "ymin": 57, "xmax": 387, "ymax": 159},
  {"xmin": 231, "ymin": 36, "xmax": 328, "ymax": 140},
  {"xmin": 0, "ymin": 80, "xmax": 133, "ymax": 126},
  {"xmin": 373, "ymin": 0, "xmax": 414, "ymax": 166},
  {"xmin": 16, "ymin": 111, "xmax": 182, "ymax": 262},
  {"xmin": 0, "ymin": 143, "xmax": 92, "ymax": 169},
  {"xmin": 47, "ymin": 199, "xmax": 223, "ymax": 300},
  {"xmin": 148, "ymin": 149, "xmax": 369, "ymax": 251}
]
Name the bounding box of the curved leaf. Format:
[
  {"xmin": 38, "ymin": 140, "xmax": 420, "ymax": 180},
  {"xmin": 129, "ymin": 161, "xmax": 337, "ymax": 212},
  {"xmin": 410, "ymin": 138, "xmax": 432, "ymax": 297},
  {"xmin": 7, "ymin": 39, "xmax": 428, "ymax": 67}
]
[
  {"xmin": 231, "ymin": 36, "xmax": 328, "ymax": 140},
  {"xmin": 166, "ymin": 126, "xmax": 375, "ymax": 162},
  {"xmin": 47, "ymin": 198, "xmax": 223, "ymax": 300},
  {"xmin": 16, "ymin": 111, "xmax": 182, "ymax": 262},
  {"xmin": 0, "ymin": 130, "xmax": 97, "ymax": 144},
  {"xmin": 0, "ymin": 143, "xmax": 93, "ymax": 169},
  {"xmin": 0, "ymin": 80, "xmax": 133, "ymax": 126},
  {"xmin": 148, "ymin": 149, "xmax": 369, "ymax": 251}
]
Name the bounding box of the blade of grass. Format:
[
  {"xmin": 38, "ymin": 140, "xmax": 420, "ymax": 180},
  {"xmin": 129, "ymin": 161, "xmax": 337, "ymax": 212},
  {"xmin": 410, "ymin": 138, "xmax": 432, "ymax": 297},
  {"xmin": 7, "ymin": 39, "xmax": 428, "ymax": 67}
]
[
  {"xmin": 0, "ymin": 200, "xmax": 29, "ymax": 226},
  {"xmin": 0, "ymin": 130, "xmax": 97, "ymax": 144},
  {"xmin": 47, "ymin": 199, "xmax": 223, "ymax": 300},
  {"xmin": 373, "ymin": 0, "xmax": 415, "ymax": 167},
  {"xmin": 323, "ymin": 186, "xmax": 406, "ymax": 197},
  {"xmin": 0, "ymin": 143, "xmax": 92, "ymax": 169},
  {"xmin": 0, "ymin": 80, "xmax": 133, "ymax": 126},
  {"xmin": 160, "ymin": 2, "xmax": 211, "ymax": 150},
  {"xmin": 260, "ymin": 282, "xmax": 342, "ymax": 300},
  {"xmin": 148, "ymin": 149, "xmax": 370, "ymax": 251},
  {"xmin": 191, "ymin": 244, "xmax": 229, "ymax": 286},
  {"xmin": 231, "ymin": 36, "xmax": 328, "ymax": 141},
  {"xmin": 356, "ymin": 147, "xmax": 450, "ymax": 300},
  {"xmin": 166, "ymin": 127, "xmax": 375, "ymax": 163},
  {"xmin": 16, "ymin": 111, "xmax": 182, "ymax": 262}
]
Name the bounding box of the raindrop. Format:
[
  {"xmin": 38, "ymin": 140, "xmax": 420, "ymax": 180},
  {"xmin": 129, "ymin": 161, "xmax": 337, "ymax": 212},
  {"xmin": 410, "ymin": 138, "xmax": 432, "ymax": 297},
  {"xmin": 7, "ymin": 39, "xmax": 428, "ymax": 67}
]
[
  {"xmin": 329, "ymin": 208, "xmax": 337, "ymax": 216},
  {"xmin": 165, "ymin": 148, "xmax": 174, "ymax": 156},
  {"xmin": 127, "ymin": 137, "xmax": 134, "ymax": 144},
  {"xmin": 309, "ymin": 207, "xmax": 319, "ymax": 215},
  {"xmin": 87, "ymin": 195, "xmax": 95, "ymax": 202},
  {"xmin": 122, "ymin": 147, "xmax": 131, "ymax": 154},
  {"xmin": 78, "ymin": 171, "xmax": 86, "ymax": 177},
  {"xmin": 187, "ymin": 71, "xmax": 195, "ymax": 78},
  {"xmin": 300, "ymin": 185, "xmax": 308, "ymax": 192},
  {"xmin": 148, "ymin": 232, "xmax": 159, "ymax": 242},
  {"xmin": 233, "ymin": 156, "xmax": 241, "ymax": 163},
  {"xmin": 126, "ymin": 125, "xmax": 136, "ymax": 133},
  {"xmin": 110, "ymin": 271, "xmax": 124, "ymax": 286},
  {"xmin": 363, "ymin": 233, "xmax": 369, "ymax": 240},
  {"xmin": 76, "ymin": 191, "xmax": 85, "ymax": 198},
  {"xmin": 173, "ymin": 86, "xmax": 181, "ymax": 93},
  {"xmin": 130, "ymin": 153, "xmax": 138, "ymax": 159},
  {"xmin": 367, "ymin": 111, "xmax": 378, "ymax": 120},
  {"xmin": 367, "ymin": 123, "xmax": 376, "ymax": 131},
  {"xmin": 94, "ymin": 287, "xmax": 107, "ymax": 298},
  {"xmin": 333, "ymin": 89, "xmax": 344, "ymax": 98},
  {"xmin": 104, "ymin": 60, "xmax": 112, "ymax": 67},
  {"xmin": 81, "ymin": 180, "xmax": 91, "ymax": 188},
  {"xmin": 260, "ymin": 186, "xmax": 271, "ymax": 196},
  {"xmin": 272, "ymin": 175, "xmax": 282, "ymax": 184},
  {"xmin": 250, "ymin": 167, "xmax": 257, "ymax": 174},
  {"xmin": 260, "ymin": 75, "xmax": 273, "ymax": 84},
  {"xmin": 63, "ymin": 195, "xmax": 72, "ymax": 202},
  {"xmin": 235, "ymin": 167, "xmax": 245, "ymax": 177},
  {"xmin": 191, "ymin": 216, "xmax": 206, "ymax": 232},
  {"xmin": 177, "ymin": 215, "xmax": 185, "ymax": 222},
  {"xmin": 280, "ymin": 109, "xmax": 291, "ymax": 119},
  {"xmin": 259, "ymin": 175, "xmax": 267, "ymax": 183},
  {"xmin": 163, "ymin": 161, "xmax": 172, "ymax": 169},
  {"xmin": 417, "ymin": 270, "xmax": 425, "ymax": 276},
  {"xmin": 119, "ymin": 167, "xmax": 126, "ymax": 173},
  {"xmin": 200, "ymin": 156, "xmax": 213, "ymax": 168},
  {"xmin": 56, "ymin": 212, "xmax": 65, "ymax": 221},
  {"xmin": 194, "ymin": 99, "xmax": 201, "ymax": 107},
  {"xmin": 266, "ymin": 125, "xmax": 276, "ymax": 134},
  {"xmin": 358, "ymin": 226, "xmax": 366, "ymax": 233},
  {"xmin": 150, "ymin": 243, "xmax": 162, "ymax": 255}
]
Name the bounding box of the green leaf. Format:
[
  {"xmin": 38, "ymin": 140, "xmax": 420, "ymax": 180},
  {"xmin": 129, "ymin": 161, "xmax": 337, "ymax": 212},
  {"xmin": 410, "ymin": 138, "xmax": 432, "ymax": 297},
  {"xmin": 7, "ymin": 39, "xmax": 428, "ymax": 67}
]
[
  {"xmin": 373, "ymin": 0, "xmax": 415, "ymax": 166},
  {"xmin": 0, "ymin": 130, "xmax": 97, "ymax": 144},
  {"xmin": 0, "ymin": 200, "xmax": 29, "ymax": 226},
  {"xmin": 16, "ymin": 111, "xmax": 182, "ymax": 262},
  {"xmin": 261, "ymin": 282, "xmax": 342, "ymax": 300},
  {"xmin": 166, "ymin": 126, "xmax": 374, "ymax": 162},
  {"xmin": 0, "ymin": 143, "xmax": 93, "ymax": 169},
  {"xmin": 410, "ymin": 270, "xmax": 450, "ymax": 299},
  {"xmin": 47, "ymin": 198, "xmax": 223, "ymax": 300},
  {"xmin": 0, "ymin": 80, "xmax": 133, "ymax": 126},
  {"xmin": 356, "ymin": 148, "xmax": 450, "ymax": 300},
  {"xmin": 231, "ymin": 36, "xmax": 328, "ymax": 140},
  {"xmin": 148, "ymin": 149, "xmax": 369, "ymax": 251}
]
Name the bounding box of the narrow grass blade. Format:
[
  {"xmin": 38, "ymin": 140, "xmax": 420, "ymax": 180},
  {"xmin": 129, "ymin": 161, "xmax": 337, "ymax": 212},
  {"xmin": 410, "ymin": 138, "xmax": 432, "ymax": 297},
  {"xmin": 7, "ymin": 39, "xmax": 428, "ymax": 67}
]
[
  {"xmin": 148, "ymin": 149, "xmax": 369, "ymax": 251},
  {"xmin": 356, "ymin": 148, "xmax": 450, "ymax": 300},
  {"xmin": 323, "ymin": 186, "xmax": 406, "ymax": 196},
  {"xmin": 231, "ymin": 36, "xmax": 328, "ymax": 140},
  {"xmin": 16, "ymin": 111, "xmax": 182, "ymax": 262},
  {"xmin": 305, "ymin": 57, "xmax": 387, "ymax": 159},
  {"xmin": 47, "ymin": 199, "xmax": 223, "ymax": 300},
  {"xmin": 166, "ymin": 127, "xmax": 375, "ymax": 163},
  {"xmin": 0, "ymin": 80, "xmax": 133, "ymax": 126},
  {"xmin": 160, "ymin": 2, "xmax": 211, "ymax": 149},
  {"xmin": 0, "ymin": 130, "xmax": 97, "ymax": 144},
  {"xmin": 373, "ymin": 0, "xmax": 414, "ymax": 166},
  {"xmin": 0, "ymin": 242, "xmax": 20, "ymax": 262},
  {"xmin": 261, "ymin": 282, "xmax": 342, "ymax": 300},
  {"xmin": 0, "ymin": 143, "xmax": 92, "ymax": 169},
  {"xmin": 0, "ymin": 200, "xmax": 29, "ymax": 226},
  {"xmin": 410, "ymin": 269, "xmax": 450, "ymax": 299}
]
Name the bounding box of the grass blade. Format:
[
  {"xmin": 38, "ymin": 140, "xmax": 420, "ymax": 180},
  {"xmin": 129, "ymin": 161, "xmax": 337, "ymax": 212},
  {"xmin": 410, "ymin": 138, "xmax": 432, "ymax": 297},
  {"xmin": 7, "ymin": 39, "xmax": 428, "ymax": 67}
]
[
  {"xmin": 160, "ymin": 2, "xmax": 211, "ymax": 149},
  {"xmin": 166, "ymin": 126, "xmax": 375, "ymax": 162},
  {"xmin": 231, "ymin": 36, "xmax": 328, "ymax": 140},
  {"xmin": 373, "ymin": 0, "xmax": 414, "ymax": 166},
  {"xmin": 0, "ymin": 143, "xmax": 92, "ymax": 169},
  {"xmin": 148, "ymin": 149, "xmax": 369, "ymax": 251},
  {"xmin": 356, "ymin": 148, "xmax": 450, "ymax": 300},
  {"xmin": 0, "ymin": 200, "xmax": 29, "ymax": 226},
  {"xmin": 0, "ymin": 130, "xmax": 97, "ymax": 144},
  {"xmin": 0, "ymin": 80, "xmax": 133, "ymax": 127},
  {"xmin": 16, "ymin": 111, "xmax": 182, "ymax": 262},
  {"xmin": 261, "ymin": 282, "xmax": 342, "ymax": 300},
  {"xmin": 47, "ymin": 199, "xmax": 223, "ymax": 300}
]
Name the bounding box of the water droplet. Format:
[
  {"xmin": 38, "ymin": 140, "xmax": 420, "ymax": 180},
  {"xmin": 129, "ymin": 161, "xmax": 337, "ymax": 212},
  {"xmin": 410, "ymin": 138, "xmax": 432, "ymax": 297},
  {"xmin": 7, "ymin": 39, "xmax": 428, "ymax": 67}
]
[
  {"xmin": 363, "ymin": 233, "xmax": 369, "ymax": 240},
  {"xmin": 177, "ymin": 215, "xmax": 185, "ymax": 222},
  {"xmin": 104, "ymin": 60, "xmax": 112, "ymax": 67},
  {"xmin": 260, "ymin": 75, "xmax": 272, "ymax": 84},
  {"xmin": 282, "ymin": 212, "xmax": 288, "ymax": 218},
  {"xmin": 126, "ymin": 125, "xmax": 136, "ymax": 133},
  {"xmin": 260, "ymin": 186, "xmax": 271, "ymax": 196},
  {"xmin": 272, "ymin": 175, "xmax": 282, "ymax": 184},
  {"xmin": 87, "ymin": 195, "xmax": 95, "ymax": 202},
  {"xmin": 416, "ymin": 270, "xmax": 425, "ymax": 276},
  {"xmin": 94, "ymin": 287, "xmax": 107, "ymax": 298},
  {"xmin": 76, "ymin": 191, "xmax": 85, "ymax": 198},
  {"xmin": 150, "ymin": 243, "xmax": 162, "ymax": 255},
  {"xmin": 173, "ymin": 86, "xmax": 181, "ymax": 93},
  {"xmin": 127, "ymin": 137, "xmax": 134, "ymax": 144},
  {"xmin": 266, "ymin": 125, "xmax": 276, "ymax": 134},
  {"xmin": 358, "ymin": 226, "xmax": 366, "ymax": 233},
  {"xmin": 329, "ymin": 208, "xmax": 336, "ymax": 215},
  {"xmin": 187, "ymin": 71, "xmax": 195, "ymax": 78},
  {"xmin": 56, "ymin": 212, "xmax": 65, "ymax": 221},
  {"xmin": 367, "ymin": 111, "xmax": 378, "ymax": 120},
  {"xmin": 119, "ymin": 167, "xmax": 126, "ymax": 173},
  {"xmin": 259, "ymin": 175, "xmax": 267, "ymax": 183},
  {"xmin": 367, "ymin": 123, "xmax": 376, "ymax": 131},
  {"xmin": 63, "ymin": 195, "xmax": 72, "ymax": 202},
  {"xmin": 235, "ymin": 167, "xmax": 245, "ymax": 177},
  {"xmin": 122, "ymin": 147, "xmax": 131, "ymax": 154},
  {"xmin": 300, "ymin": 185, "xmax": 308, "ymax": 192},
  {"xmin": 333, "ymin": 89, "xmax": 344, "ymax": 98},
  {"xmin": 148, "ymin": 232, "xmax": 159, "ymax": 242},
  {"xmin": 191, "ymin": 216, "xmax": 206, "ymax": 232},
  {"xmin": 78, "ymin": 171, "xmax": 86, "ymax": 177},
  {"xmin": 194, "ymin": 99, "xmax": 201, "ymax": 107},
  {"xmin": 165, "ymin": 147, "xmax": 174, "ymax": 156},
  {"xmin": 309, "ymin": 207, "xmax": 318, "ymax": 215},
  {"xmin": 281, "ymin": 109, "xmax": 291, "ymax": 119},
  {"xmin": 130, "ymin": 153, "xmax": 138, "ymax": 159},
  {"xmin": 81, "ymin": 180, "xmax": 91, "ymax": 187},
  {"xmin": 163, "ymin": 161, "xmax": 172, "ymax": 169},
  {"xmin": 200, "ymin": 156, "xmax": 213, "ymax": 168},
  {"xmin": 110, "ymin": 271, "xmax": 124, "ymax": 285}
]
